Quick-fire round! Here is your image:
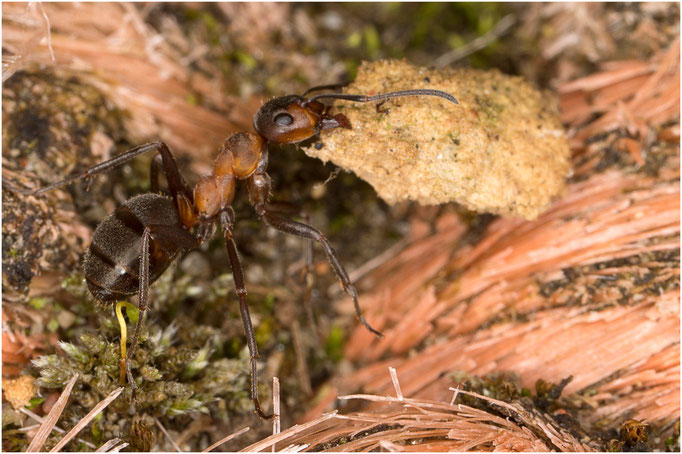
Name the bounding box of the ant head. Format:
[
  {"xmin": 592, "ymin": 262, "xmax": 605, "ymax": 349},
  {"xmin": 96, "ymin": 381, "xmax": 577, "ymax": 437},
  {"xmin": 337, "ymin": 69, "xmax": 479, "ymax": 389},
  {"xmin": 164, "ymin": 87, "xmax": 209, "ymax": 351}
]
[
  {"xmin": 254, "ymin": 88, "xmax": 459, "ymax": 145},
  {"xmin": 254, "ymin": 95, "xmax": 322, "ymax": 144}
]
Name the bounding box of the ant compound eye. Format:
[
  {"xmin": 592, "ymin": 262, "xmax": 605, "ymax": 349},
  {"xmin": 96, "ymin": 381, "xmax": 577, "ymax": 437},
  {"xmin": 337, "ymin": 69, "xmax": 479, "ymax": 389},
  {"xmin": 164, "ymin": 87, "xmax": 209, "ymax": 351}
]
[
  {"xmin": 274, "ymin": 112, "xmax": 294, "ymax": 127},
  {"xmin": 254, "ymin": 95, "xmax": 317, "ymax": 144}
]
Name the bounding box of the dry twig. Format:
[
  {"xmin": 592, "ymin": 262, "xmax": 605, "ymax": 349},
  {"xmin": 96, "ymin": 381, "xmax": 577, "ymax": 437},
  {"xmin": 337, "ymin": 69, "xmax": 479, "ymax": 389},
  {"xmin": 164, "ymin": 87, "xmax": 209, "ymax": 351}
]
[
  {"xmin": 240, "ymin": 412, "xmax": 338, "ymax": 452},
  {"xmin": 19, "ymin": 408, "xmax": 95, "ymax": 449}
]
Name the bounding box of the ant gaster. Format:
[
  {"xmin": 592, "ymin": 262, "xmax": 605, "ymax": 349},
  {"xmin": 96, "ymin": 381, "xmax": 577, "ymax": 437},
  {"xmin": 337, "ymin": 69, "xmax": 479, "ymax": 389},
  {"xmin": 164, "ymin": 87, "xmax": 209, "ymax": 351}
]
[{"xmin": 9, "ymin": 86, "xmax": 458, "ymax": 419}]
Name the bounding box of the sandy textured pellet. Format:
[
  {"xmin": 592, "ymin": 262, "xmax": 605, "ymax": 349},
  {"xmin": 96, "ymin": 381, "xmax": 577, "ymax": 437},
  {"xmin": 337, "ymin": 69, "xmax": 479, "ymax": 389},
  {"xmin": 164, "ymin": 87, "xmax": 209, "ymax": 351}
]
[
  {"xmin": 2, "ymin": 375, "xmax": 39, "ymax": 410},
  {"xmin": 304, "ymin": 60, "xmax": 572, "ymax": 219}
]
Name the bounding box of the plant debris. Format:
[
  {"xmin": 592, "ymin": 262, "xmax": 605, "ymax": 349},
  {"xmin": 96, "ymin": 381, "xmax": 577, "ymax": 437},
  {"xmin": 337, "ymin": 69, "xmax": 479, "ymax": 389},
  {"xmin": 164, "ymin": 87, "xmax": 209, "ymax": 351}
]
[{"xmin": 240, "ymin": 379, "xmax": 594, "ymax": 452}]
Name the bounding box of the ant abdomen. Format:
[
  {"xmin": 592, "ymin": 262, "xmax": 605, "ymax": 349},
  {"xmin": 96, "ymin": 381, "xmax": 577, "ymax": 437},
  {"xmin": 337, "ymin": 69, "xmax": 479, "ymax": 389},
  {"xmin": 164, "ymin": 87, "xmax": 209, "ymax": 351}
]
[{"xmin": 83, "ymin": 193, "xmax": 182, "ymax": 303}]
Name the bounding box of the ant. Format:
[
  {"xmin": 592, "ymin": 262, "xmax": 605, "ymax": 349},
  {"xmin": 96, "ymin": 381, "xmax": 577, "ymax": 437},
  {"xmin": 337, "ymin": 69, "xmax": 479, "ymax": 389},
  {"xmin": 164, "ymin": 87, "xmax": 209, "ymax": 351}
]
[{"xmin": 4, "ymin": 85, "xmax": 458, "ymax": 419}]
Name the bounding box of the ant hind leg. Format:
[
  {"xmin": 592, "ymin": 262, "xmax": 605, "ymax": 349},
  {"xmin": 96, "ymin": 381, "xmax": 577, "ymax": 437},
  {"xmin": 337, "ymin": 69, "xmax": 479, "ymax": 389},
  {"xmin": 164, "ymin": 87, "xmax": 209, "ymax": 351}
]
[
  {"xmin": 220, "ymin": 211, "xmax": 273, "ymax": 420},
  {"xmin": 150, "ymin": 155, "xmax": 163, "ymax": 194},
  {"xmin": 124, "ymin": 227, "xmax": 152, "ymax": 397},
  {"xmin": 22, "ymin": 142, "xmax": 193, "ymax": 206}
]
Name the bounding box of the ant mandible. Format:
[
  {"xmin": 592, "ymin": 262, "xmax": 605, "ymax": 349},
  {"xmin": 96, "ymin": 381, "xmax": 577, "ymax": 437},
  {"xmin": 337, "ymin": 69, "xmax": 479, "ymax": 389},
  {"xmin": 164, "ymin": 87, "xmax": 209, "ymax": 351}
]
[{"xmin": 9, "ymin": 85, "xmax": 458, "ymax": 419}]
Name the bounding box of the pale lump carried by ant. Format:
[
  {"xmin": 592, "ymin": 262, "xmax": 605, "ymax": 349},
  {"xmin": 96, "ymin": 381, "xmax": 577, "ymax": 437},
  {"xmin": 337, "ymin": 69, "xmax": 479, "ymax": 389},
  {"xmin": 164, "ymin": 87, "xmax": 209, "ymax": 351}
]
[{"xmin": 305, "ymin": 60, "xmax": 572, "ymax": 220}]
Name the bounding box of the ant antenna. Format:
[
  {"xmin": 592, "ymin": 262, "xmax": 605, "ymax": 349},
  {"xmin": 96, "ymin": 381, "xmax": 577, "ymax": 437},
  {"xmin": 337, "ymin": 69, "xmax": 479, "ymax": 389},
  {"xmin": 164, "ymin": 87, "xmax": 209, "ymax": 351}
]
[
  {"xmin": 301, "ymin": 83, "xmax": 349, "ymax": 97},
  {"xmin": 303, "ymin": 89, "xmax": 459, "ymax": 106}
]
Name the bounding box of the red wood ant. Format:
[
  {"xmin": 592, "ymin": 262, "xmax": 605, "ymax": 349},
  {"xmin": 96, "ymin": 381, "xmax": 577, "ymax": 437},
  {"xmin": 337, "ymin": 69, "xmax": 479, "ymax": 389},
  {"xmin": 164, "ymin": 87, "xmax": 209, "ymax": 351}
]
[{"xmin": 6, "ymin": 86, "xmax": 458, "ymax": 419}]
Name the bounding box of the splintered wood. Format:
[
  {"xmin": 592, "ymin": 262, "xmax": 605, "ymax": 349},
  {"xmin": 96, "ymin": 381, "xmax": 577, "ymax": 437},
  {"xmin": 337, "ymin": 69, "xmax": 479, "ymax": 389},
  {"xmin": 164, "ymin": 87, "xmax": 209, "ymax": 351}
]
[{"xmin": 2, "ymin": 2, "xmax": 258, "ymax": 174}]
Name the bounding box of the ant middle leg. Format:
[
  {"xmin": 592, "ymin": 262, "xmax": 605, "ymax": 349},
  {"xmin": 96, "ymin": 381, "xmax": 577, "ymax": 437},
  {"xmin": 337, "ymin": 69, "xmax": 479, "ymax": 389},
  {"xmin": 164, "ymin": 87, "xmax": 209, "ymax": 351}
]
[
  {"xmin": 248, "ymin": 174, "xmax": 382, "ymax": 338},
  {"xmin": 219, "ymin": 210, "xmax": 273, "ymax": 420},
  {"xmin": 259, "ymin": 210, "xmax": 382, "ymax": 338},
  {"xmin": 266, "ymin": 201, "xmax": 317, "ymax": 334}
]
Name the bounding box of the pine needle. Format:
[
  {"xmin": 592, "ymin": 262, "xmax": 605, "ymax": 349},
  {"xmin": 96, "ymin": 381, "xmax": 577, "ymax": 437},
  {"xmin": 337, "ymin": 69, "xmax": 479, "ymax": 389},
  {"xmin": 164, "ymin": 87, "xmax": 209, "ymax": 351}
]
[
  {"xmin": 155, "ymin": 416, "xmax": 182, "ymax": 452},
  {"xmin": 27, "ymin": 374, "xmax": 78, "ymax": 452},
  {"xmin": 50, "ymin": 387, "xmax": 123, "ymax": 452},
  {"xmin": 202, "ymin": 426, "xmax": 250, "ymax": 453},
  {"xmin": 95, "ymin": 438, "xmax": 124, "ymax": 452}
]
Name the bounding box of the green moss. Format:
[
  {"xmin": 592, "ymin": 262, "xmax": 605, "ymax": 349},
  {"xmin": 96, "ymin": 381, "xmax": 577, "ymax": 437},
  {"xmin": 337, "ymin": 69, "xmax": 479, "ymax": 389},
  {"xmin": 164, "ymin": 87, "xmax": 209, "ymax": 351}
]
[
  {"xmin": 263, "ymin": 293, "xmax": 276, "ymax": 311},
  {"xmin": 90, "ymin": 413, "xmax": 103, "ymax": 445},
  {"xmin": 347, "ymin": 31, "xmax": 362, "ymax": 48},
  {"xmin": 26, "ymin": 397, "xmax": 45, "ymax": 410},
  {"xmin": 47, "ymin": 319, "xmax": 60, "ymax": 333},
  {"xmin": 324, "ymin": 325, "xmax": 345, "ymax": 363},
  {"xmin": 255, "ymin": 317, "xmax": 275, "ymax": 346},
  {"xmin": 1, "ymin": 425, "xmax": 28, "ymax": 452},
  {"xmin": 58, "ymin": 341, "xmax": 89, "ymax": 364},
  {"xmin": 29, "ymin": 297, "xmax": 51, "ymax": 309},
  {"xmin": 411, "ymin": 3, "xmax": 447, "ymax": 47},
  {"xmin": 31, "ymin": 300, "xmax": 254, "ymax": 449},
  {"xmin": 182, "ymin": 344, "xmax": 211, "ymax": 379},
  {"xmin": 228, "ymin": 50, "xmax": 258, "ymax": 70},
  {"xmin": 363, "ymin": 25, "xmax": 381, "ymax": 58}
]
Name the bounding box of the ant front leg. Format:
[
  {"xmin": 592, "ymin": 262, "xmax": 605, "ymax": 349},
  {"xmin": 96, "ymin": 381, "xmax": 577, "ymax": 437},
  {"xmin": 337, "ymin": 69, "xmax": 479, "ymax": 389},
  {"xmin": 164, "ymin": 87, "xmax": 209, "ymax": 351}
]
[
  {"xmin": 248, "ymin": 173, "xmax": 383, "ymax": 338},
  {"xmin": 219, "ymin": 210, "xmax": 273, "ymax": 420}
]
